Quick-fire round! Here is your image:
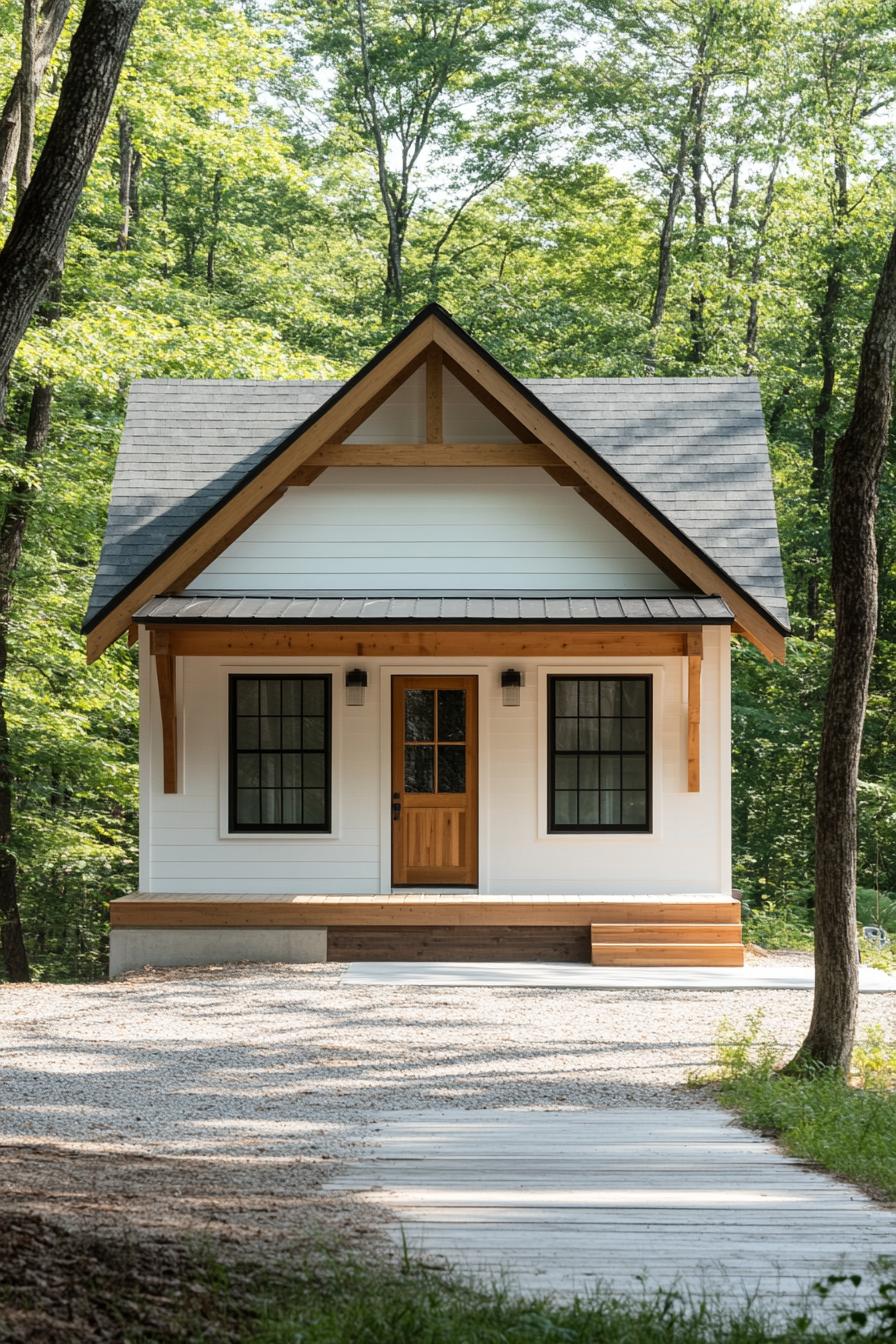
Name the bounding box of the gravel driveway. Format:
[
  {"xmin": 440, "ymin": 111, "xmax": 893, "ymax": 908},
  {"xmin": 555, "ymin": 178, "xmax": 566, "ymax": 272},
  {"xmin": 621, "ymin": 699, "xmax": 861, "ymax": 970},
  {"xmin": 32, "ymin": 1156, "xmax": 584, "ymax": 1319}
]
[{"xmin": 2, "ymin": 958, "xmax": 894, "ymax": 1254}]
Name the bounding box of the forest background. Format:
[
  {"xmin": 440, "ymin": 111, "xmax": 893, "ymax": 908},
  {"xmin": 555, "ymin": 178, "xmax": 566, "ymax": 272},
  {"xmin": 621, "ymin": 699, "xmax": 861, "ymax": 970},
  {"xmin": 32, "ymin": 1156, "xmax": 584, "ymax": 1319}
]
[{"xmin": 1, "ymin": 0, "xmax": 894, "ymax": 980}]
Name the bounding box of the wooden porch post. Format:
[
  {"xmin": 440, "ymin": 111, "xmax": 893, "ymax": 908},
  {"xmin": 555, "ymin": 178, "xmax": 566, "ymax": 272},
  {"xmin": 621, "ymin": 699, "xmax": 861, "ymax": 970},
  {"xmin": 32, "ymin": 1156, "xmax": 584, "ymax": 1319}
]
[
  {"xmin": 152, "ymin": 630, "xmax": 178, "ymax": 794},
  {"xmin": 687, "ymin": 631, "xmax": 702, "ymax": 793}
]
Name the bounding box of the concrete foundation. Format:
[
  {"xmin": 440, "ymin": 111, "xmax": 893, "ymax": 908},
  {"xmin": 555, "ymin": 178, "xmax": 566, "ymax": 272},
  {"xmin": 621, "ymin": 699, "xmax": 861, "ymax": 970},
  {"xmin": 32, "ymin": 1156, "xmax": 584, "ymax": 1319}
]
[{"xmin": 109, "ymin": 927, "xmax": 327, "ymax": 977}]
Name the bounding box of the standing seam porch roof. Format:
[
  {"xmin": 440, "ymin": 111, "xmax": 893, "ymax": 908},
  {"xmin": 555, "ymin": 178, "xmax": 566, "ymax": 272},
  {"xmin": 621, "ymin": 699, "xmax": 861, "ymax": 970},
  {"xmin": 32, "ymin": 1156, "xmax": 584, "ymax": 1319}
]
[
  {"xmin": 133, "ymin": 592, "xmax": 735, "ymax": 625},
  {"xmin": 84, "ymin": 307, "xmax": 790, "ymax": 637}
]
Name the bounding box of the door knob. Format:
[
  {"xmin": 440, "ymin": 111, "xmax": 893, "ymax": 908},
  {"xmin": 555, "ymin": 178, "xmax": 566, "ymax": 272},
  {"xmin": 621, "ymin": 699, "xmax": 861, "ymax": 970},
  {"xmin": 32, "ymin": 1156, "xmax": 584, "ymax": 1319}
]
[{"xmin": 392, "ymin": 792, "xmax": 401, "ymax": 821}]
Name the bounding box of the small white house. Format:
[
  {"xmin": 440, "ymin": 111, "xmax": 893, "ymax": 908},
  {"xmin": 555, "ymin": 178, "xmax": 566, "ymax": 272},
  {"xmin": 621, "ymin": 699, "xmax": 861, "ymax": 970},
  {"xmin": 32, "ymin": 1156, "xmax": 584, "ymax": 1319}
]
[{"xmin": 84, "ymin": 305, "xmax": 789, "ymax": 975}]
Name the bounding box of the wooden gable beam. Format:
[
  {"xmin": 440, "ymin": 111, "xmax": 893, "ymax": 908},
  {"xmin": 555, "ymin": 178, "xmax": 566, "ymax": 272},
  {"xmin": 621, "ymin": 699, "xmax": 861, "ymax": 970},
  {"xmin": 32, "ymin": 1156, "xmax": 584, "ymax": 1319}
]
[
  {"xmin": 142, "ymin": 624, "xmax": 695, "ymax": 659},
  {"xmin": 85, "ymin": 320, "xmax": 439, "ymax": 661},
  {"xmin": 687, "ymin": 631, "xmax": 701, "ymax": 793},
  {"xmin": 153, "ymin": 630, "xmax": 178, "ymax": 794},
  {"xmin": 426, "ymin": 347, "xmax": 443, "ymax": 443},
  {"xmin": 305, "ymin": 443, "xmax": 555, "ymax": 467},
  {"xmin": 431, "ymin": 322, "xmax": 786, "ymax": 664}
]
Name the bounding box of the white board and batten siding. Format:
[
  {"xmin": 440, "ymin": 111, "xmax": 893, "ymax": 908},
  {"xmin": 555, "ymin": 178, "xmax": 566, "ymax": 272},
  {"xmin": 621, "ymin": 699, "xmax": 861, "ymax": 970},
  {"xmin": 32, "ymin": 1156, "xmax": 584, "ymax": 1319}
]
[
  {"xmin": 139, "ymin": 370, "xmax": 730, "ymax": 897},
  {"xmin": 138, "ymin": 631, "xmax": 731, "ymax": 897}
]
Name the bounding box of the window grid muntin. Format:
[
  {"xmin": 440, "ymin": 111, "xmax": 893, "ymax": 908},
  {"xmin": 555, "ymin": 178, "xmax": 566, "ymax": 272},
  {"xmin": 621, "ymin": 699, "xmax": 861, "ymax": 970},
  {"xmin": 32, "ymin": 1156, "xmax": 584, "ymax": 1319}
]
[
  {"xmin": 228, "ymin": 674, "xmax": 332, "ymax": 833},
  {"xmin": 548, "ymin": 675, "xmax": 652, "ymax": 834}
]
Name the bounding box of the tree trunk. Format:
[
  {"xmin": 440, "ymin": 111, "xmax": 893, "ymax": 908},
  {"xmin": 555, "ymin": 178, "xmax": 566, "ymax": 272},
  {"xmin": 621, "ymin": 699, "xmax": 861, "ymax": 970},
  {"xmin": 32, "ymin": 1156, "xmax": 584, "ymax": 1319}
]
[
  {"xmin": 116, "ymin": 106, "xmax": 133, "ymax": 250},
  {"xmin": 743, "ymin": 150, "xmax": 782, "ymax": 374},
  {"xmin": 807, "ymin": 148, "xmax": 848, "ymax": 632},
  {"xmin": 0, "ymin": 0, "xmax": 144, "ymax": 393},
  {"xmin": 0, "ymin": 0, "xmax": 71, "ymax": 214},
  {"xmin": 687, "ymin": 71, "xmax": 711, "ymax": 365},
  {"xmin": 206, "ymin": 166, "xmax": 222, "ymax": 287},
  {"xmin": 15, "ymin": 0, "xmax": 39, "ymax": 201},
  {"xmin": 646, "ymin": 16, "xmax": 715, "ymax": 367},
  {"xmin": 787, "ymin": 223, "xmax": 896, "ymax": 1075},
  {"xmin": 0, "ymin": 383, "xmax": 52, "ymax": 982}
]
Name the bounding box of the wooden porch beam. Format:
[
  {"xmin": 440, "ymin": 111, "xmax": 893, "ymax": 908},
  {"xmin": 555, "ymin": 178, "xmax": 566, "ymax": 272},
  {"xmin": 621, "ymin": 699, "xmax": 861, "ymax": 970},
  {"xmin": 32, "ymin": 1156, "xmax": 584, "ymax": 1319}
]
[
  {"xmin": 305, "ymin": 442, "xmax": 554, "ymax": 467},
  {"xmin": 153, "ymin": 631, "xmax": 178, "ymax": 794},
  {"xmin": 147, "ymin": 625, "xmax": 695, "ymax": 659},
  {"xmin": 687, "ymin": 631, "xmax": 701, "ymax": 793},
  {"xmin": 426, "ymin": 347, "xmax": 443, "ymax": 443}
]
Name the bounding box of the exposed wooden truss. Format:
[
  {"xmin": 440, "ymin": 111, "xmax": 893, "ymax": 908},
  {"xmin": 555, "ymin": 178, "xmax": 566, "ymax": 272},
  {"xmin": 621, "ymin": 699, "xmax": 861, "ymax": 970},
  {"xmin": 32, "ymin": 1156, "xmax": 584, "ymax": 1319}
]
[{"xmin": 304, "ymin": 442, "xmax": 555, "ymax": 468}]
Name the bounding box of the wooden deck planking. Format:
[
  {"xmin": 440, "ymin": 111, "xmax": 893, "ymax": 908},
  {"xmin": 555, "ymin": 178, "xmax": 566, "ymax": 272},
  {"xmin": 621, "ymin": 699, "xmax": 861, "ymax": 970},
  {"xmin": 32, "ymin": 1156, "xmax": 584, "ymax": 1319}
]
[
  {"xmin": 111, "ymin": 893, "xmax": 741, "ymax": 930},
  {"xmin": 327, "ymin": 1107, "xmax": 896, "ymax": 1316}
]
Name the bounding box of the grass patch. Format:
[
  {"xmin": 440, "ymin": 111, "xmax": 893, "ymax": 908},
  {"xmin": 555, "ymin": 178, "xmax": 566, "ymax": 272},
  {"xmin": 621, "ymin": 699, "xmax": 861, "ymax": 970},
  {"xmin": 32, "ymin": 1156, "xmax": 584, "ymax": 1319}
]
[
  {"xmin": 248, "ymin": 1258, "xmax": 889, "ymax": 1343},
  {"xmin": 8, "ymin": 1206, "xmax": 895, "ymax": 1343},
  {"xmin": 694, "ymin": 1012, "xmax": 896, "ymax": 1203}
]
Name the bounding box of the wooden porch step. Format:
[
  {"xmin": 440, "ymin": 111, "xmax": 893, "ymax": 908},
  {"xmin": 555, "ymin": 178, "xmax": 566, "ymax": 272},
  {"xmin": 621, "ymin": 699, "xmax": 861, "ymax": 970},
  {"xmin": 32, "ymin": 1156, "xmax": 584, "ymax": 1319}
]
[
  {"xmin": 590, "ymin": 941, "xmax": 745, "ymax": 968},
  {"xmin": 589, "ymin": 901, "xmax": 741, "ymax": 925},
  {"xmin": 591, "ymin": 922, "xmax": 743, "ymax": 944}
]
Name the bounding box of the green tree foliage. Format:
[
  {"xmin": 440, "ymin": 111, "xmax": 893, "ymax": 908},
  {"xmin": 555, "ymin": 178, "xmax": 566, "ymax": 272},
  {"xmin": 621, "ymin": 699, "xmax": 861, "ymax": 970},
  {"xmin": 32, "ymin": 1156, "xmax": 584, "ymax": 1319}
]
[{"xmin": 0, "ymin": 0, "xmax": 894, "ymax": 977}]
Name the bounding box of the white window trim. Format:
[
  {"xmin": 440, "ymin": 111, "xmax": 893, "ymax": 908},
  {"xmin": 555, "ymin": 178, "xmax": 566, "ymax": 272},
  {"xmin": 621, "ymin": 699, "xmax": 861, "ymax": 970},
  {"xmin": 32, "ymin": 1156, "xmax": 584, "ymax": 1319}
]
[
  {"xmin": 376, "ymin": 661, "xmax": 491, "ymax": 894},
  {"xmin": 535, "ymin": 662, "xmax": 666, "ymax": 843},
  {"xmin": 215, "ymin": 659, "xmax": 344, "ymax": 841}
]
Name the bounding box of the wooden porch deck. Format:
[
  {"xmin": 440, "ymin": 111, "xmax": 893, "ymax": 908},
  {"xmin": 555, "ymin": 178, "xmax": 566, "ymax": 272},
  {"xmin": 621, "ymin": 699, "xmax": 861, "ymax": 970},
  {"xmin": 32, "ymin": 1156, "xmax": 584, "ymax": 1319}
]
[{"xmin": 110, "ymin": 893, "xmax": 744, "ymax": 966}]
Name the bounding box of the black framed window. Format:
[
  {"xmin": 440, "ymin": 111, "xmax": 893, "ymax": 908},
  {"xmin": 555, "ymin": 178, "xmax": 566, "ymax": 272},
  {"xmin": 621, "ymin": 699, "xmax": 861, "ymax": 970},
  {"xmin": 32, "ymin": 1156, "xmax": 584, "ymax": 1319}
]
[
  {"xmin": 229, "ymin": 675, "xmax": 331, "ymax": 832},
  {"xmin": 548, "ymin": 676, "xmax": 651, "ymax": 833}
]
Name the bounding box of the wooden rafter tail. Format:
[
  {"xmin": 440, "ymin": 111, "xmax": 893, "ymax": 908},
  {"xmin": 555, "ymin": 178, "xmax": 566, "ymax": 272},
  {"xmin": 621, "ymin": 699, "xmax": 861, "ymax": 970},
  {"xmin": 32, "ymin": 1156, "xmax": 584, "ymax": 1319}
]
[
  {"xmin": 687, "ymin": 631, "xmax": 702, "ymax": 793},
  {"xmin": 152, "ymin": 630, "xmax": 178, "ymax": 794}
]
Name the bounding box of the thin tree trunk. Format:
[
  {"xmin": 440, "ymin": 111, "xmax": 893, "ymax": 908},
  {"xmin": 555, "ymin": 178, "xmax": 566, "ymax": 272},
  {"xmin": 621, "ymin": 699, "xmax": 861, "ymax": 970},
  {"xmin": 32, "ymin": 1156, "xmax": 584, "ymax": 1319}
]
[
  {"xmin": 116, "ymin": 106, "xmax": 133, "ymax": 249},
  {"xmin": 807, "ymin": 148, "xmax": 849, "ymax": 631},
  {"xmin": 744, "ymin": 149, "xmax": 782, "ymax": 373},
  {"xmin": 0, "ymin": 383, "xmax": 52, "ymax": 982},
  {"xmin": 787, "ymin": 223, "xmax": 896, "ymax": 1075},
  {"xmin": 15, "ymin": 0, "xmax": 39, "ymax": 202},
  {"xmin": 646, "ymin": 15, "xmax": 715, "ymax": 367},
  {"xmin": 688, "ymin": 71, "xmax": 711, "ymax": 365},
  {"xmin": 0, "ymin": 0, "xmax": 144, "ymax": 393},
  {"xmin": 0, "ymin": 0, "xmax": 71, "ymax": 214},
  {"xmin": 206, "ymin": 166, "xmax": 222, "ymax": 287}
]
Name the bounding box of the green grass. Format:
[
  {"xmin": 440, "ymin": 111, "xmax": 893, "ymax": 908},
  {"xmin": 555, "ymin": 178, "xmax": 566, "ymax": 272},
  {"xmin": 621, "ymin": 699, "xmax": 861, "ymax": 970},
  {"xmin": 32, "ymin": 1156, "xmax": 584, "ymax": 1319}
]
[
  {"xmin": 695, "ymin": 1013, "xmax": 896, "ymax": 1203},
  {"xmin": 243, "ymin": 1258, "xmax": 889, "ymax": 1343}
]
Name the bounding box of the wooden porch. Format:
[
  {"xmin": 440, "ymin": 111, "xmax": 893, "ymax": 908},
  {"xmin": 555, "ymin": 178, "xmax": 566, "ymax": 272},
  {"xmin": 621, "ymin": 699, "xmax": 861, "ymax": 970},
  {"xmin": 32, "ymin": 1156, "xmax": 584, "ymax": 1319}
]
[{"xmin": 110, "ymin": 892, "xmax": 744, "ymax": 966}]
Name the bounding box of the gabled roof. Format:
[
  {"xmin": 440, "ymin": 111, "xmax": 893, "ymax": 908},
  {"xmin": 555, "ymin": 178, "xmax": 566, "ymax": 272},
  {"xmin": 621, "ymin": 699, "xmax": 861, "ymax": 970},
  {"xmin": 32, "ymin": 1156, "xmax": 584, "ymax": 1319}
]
[{"xmin": 84, "ymin": 304, "xmax": 790, "ymax": 659}]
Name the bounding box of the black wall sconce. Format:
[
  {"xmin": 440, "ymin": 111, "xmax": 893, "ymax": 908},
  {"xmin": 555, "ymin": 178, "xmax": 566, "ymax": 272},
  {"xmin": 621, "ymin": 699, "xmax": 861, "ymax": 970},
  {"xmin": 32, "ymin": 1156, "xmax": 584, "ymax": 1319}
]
[
  {"xmin": 501, "ymin": 668, "xmax": 523, "ymax": 707},
  {"xmin": 345, "ymin": 668, "xmax": 368, "ymax": 706}
]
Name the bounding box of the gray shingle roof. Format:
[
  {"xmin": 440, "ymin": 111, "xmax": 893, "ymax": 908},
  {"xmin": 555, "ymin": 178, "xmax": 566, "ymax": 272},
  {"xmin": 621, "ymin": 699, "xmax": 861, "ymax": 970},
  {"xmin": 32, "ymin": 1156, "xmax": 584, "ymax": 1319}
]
[
  {"xmin": 85, "ymin": 333, "xmax": 789, "ymax": 636},
  {"xmin": 134, "ymin": 592, "xmax": 734, "ymax": 625}
]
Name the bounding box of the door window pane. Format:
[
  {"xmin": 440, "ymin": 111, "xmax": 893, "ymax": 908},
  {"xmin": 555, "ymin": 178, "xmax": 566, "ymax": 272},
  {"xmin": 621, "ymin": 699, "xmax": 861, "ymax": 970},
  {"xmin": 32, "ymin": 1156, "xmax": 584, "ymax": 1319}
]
[
  {"xmin": 438, "ymin": 690, "xmax": 465, "ymax": 741},
  {"xmin": 550, "ymin": 677, "xmax": 650, "ymax": 832},
  {"xmin": 405, "ymin": 689, "xmax": 434, "ymax": 741},
  {"xmin": 438, "ymin": 745, "xmax": 466, "ymax": 793},
  {"xmin": 230, "ymin": 676, "xmax": 330, "ymax": 832},
  {"xmin": 405, "ymin": 745, "xmax": 434, "ymax": 793}
]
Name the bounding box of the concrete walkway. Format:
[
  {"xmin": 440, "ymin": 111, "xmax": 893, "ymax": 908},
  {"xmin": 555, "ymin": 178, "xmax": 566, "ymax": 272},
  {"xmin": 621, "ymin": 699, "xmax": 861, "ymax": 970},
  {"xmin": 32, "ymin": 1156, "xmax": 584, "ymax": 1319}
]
[
  {"xmin": 342, "ymin": 959, "xmax": 896, "ymax": 991},
  {"xmin": 326, "ymin": 1106, "xmax": 896, "ymax": 1320}
]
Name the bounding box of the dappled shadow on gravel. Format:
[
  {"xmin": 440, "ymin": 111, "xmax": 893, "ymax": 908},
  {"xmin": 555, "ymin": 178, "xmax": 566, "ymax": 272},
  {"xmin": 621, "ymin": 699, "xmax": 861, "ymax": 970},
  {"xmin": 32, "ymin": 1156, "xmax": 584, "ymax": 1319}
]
[{"xmin": 2, "ymin": 962, "xmax": 895, "ymax": 1266}]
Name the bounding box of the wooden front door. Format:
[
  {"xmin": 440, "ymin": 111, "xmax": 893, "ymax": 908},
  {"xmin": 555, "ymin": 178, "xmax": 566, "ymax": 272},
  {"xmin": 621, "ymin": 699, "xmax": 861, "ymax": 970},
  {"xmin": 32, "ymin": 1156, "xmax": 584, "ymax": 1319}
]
[{"xmin": 391, "ymin": 676, "xmax": 478, "ymax": 887}]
